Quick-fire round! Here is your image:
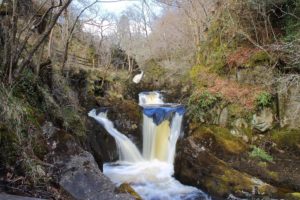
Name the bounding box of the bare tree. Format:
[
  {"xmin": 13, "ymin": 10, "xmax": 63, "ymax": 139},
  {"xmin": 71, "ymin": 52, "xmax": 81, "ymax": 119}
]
[{"xmin": 0, "ymin": 0, "xmax": 73, "ymax": 84}]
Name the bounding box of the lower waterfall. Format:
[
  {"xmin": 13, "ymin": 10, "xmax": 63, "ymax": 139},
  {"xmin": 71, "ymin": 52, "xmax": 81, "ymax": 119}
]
[{"xmin": 88, "ymin": 91, "xmax": 210, "ymax": 200}]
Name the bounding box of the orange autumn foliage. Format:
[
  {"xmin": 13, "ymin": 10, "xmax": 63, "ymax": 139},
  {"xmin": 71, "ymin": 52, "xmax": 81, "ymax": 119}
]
[
  {"xmin": 194, "ymin": 71, "xmax": 262, "ymax": 109},
  {"xmin": 226, "ymin": 47, "xmax": 260, "ymax": 68}
]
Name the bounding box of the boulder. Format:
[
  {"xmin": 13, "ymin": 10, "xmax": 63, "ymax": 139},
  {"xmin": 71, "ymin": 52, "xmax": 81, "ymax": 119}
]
[
  {"xmin": 252, "ymin": 108, "xmax": 274, "ymax": 132},
  {"xmin": 59, "ymin": 151, "xmax": 134, "ymax": 200},
  {"xmin": 0, "ymin": 194, "xmax": 45, "ymax": 200},
  {"xmin": 175, "ymin": 134, "xmax": 277, "ymax": 198},
  {"xmin": 117, "ymin": 183, "xmax": 142, "ymax": 200},
  {"xmin": 230, "ymin": 118, "xmax": 250, "ymax": 142}
]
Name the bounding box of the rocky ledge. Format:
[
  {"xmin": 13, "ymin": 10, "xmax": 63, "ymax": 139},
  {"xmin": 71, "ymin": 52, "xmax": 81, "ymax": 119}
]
[
  {"xmin": 59, "ymin": 151, "xmax": 134, "ymax": 200},
  {"xmin": 175, "ymin": 125, "xmax": 300, "ymax": 199}
]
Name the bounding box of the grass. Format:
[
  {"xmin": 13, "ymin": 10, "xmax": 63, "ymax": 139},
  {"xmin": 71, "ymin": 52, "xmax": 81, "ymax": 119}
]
[{"xmin": 0, "ymin": 83, "xmax": 26, "ymax": 140}]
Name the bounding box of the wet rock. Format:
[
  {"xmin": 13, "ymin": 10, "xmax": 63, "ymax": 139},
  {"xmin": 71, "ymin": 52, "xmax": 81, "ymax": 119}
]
[
  {"xmin": 0, "ymin": 193, "xmax": 45, "ymax": 200},
  {"xmin": 117, "ymin": 183, "xmax": 142, "ymax": 200},
  {"xmin": 86, "ymin": 118, "xmax": 118, "ymax": 168},
  {"xmin": 59, "ymin": 151, "xmax": 134, "ymax": 200},
  {"xmin": 186, "ymin": 126, "xmax": 247, "ymax": 157},
  {"xmin": 252, "ymin": 108, "xmax": 274, "ymax": 132},
  {"xmin": 109, "ymin": 99, "xmax": 141, "ymax": 136},
  {"xmin": 175, "ymin": 134, "xmax": 277, "ymax": 198}
]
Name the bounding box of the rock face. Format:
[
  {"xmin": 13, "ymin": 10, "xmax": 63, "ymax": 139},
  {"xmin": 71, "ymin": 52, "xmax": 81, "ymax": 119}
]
[
  {"xmin": 0, "ymin": 194, "xmax": 45, "ymax": 200},
  {"xmin": 59, "ymin": 151, "xmax": 134, "ymax": 200},
  {"xmin": 252, "ymin": 108, "xmax": 274, "ymax": 132},
  {"xmin": 278, "ymin": 83, "xmax": 300, "ymax": 129},
  {"xmin": 175, "ymin": 127, "xmax": 278, "ymax": 199}
]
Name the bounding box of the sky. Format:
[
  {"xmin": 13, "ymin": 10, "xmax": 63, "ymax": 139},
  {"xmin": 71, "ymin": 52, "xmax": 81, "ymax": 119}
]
[
  {"xmin": 100, "ymin": 0, "xmax": 139, "ymax": 15},
  {"xmin": 82, "ymin": 0, "xmax": 162, "ymax": 36}
]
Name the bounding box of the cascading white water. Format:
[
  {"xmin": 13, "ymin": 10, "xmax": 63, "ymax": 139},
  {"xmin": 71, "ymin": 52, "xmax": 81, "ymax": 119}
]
[
  {"xmin": 89, "ymin": 91, "xmax": 210, "ymax": 200},
  {"xmin": 139, "ymin": 91, "xmax": 164, "ymax": 105},
  {"xmin": 88, "ymin": 110, "xmax": 143, "ymax": 163}
]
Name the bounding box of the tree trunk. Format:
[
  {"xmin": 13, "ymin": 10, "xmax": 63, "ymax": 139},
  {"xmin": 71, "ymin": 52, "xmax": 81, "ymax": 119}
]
[{"xmin": 48, "ymin": 28, "xmax": 53, "ymax": 58}]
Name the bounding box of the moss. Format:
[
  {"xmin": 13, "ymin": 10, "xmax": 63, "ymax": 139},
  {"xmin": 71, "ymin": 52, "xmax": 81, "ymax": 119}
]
[
  {"xmin": 117, "ymin": 183, "xmax": 142, "ymax": 200},
  {"xmin": 285, "ymin": 193, "xmax": 300, "ymax": 200},
  {"xmin": 245, "ymin": 51, "xmax": 270, "ymax": 68},
  {"xmin": 0, "ymin": 125, "xmax": 20, "ymax": 166},
  {"xmin": 257, "ymin": 161, "xmax": 268, "ymax": 168},
  {"xmin": 203, "ymin": 157, "xmax": 275, "ymax": 198},
  {"xmin": 212, "ymin": 126, "xmax": 247, "ymax": 154},
  {"xmin": 193, "ymin": 125, "xmax": 247, "ymax": 155},
  {"xmin": 228, "ymin": 103, "xmax": 253, "ymax": 123},
  {"xmin": 271, "ymin": 129, "xmax": 300, "ymax": 152},
  {"xmin": 188, "ymin": 91, "xmax": 222, "ymax": 123},
  {"xmin": 196, "ymin": 12, "xmax": 240, "ymax": 74},
  {"xmin": 62, "ymin": 107, "xmax": 86, "ymax": 137}
]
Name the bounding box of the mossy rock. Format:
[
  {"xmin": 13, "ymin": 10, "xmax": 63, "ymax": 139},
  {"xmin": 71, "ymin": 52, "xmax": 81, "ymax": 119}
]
[
  {"xmin": 0, "ymin": 125, "xmax": 20, "ymax": 166},
  {"xmin": 228, "ymin": 103, "xmax": 253, "ymax": 122},
  {"xmin": 105, "ymin": 99, "xmax": 141, "ymax": 136},
  {"xmin": 175, "ymin": 136, "xmax": 277, "ymax": 198},
  {"xmin": 117, "ymin": 183, "xmax": 142, "ymax": 200},
  {"xmin": 191, "ymin": 125, "xmax": 248, "ymax": 155},
  {"xmin": 52, "ymin": 130, "xmax": 82, "ymax": 156},
  {"xmin": 285, "ymin": 193, "xmax": 300, "ymax": 200},
  {"xmin": 62, "ymin": 106, "xmax": 86, "ymax": 137},
  {"xmin": 271, "ymin": 129, "xmax": 300, "ymax": 153}
]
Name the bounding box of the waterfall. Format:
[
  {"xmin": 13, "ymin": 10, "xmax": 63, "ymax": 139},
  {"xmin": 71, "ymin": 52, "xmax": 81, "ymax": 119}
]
[
  {"xmin": 141, "ymin": 106, "xmax": 184, "ymax": 163},
  {"xmin": 139, "ymin": 91, "xmax": 164, "ymax": 105},
  {"xmin": 88, "ymin": 110, "xmax": 143, "ymax": 162},
  {"xmin": 89, "ymin": 91, "xmax": 210, "ymax": 200}
]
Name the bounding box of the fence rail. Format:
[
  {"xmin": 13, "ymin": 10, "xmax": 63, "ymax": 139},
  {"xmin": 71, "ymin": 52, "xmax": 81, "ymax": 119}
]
[{"xmin": 53, "ymin": 48, "xmax": 96, "ymax": 68}]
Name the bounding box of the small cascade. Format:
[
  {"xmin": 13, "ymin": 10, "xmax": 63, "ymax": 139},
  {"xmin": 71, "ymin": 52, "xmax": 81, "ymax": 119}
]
[
  {"xmin": 139, "ymin": 91, "xmax": 164, "ymax": 105},
  {"xmin": 89, "ymin": 91, "xmax": 210, "ymax": 200},
  {"xmin": 88, "ymin": 110, "xmax": 143, "ymax": 163}
]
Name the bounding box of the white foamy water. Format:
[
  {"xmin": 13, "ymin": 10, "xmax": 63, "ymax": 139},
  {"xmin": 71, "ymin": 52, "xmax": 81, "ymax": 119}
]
[
  {"xmin": 139, "ymin": 91, "xmax": 164, "ymax": 105},
  {"xmin": 88, "ymin": 110, "xmax": 143, "ymax": 163},
  {"xmin": 89, "ymin": 91, "xmax": 210, "ymax": 200},
  {"xmin": 104, "ymin": 160, "xmax": 208, "ymax": 200}
]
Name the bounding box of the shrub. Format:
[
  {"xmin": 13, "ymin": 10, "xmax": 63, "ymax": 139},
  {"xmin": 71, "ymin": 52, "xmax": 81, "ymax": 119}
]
[
  {"xmin": 255, "ymin": 92, "xmax": 272, "ymax": 109},
  {"xmin": 188, "ymin": 91, "xmax": 222, "ymax": 122},
  {"xmin": 250, "ymin": 146, "xmax": 273, "ymax": 162}
]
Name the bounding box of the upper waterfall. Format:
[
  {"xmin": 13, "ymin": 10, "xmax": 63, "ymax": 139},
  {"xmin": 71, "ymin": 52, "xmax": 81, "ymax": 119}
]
[{"xmin": 139, "ymin": 91, "xmax": 164, "ymax": 105}]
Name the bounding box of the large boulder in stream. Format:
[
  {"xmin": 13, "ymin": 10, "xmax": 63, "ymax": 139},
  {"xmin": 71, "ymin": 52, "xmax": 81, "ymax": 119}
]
[
  {"xmin": 175, "ymin": 126, "xmax": 278, "ymax": 199},
  {"xmin": 0, "ymin": 194, "xmax": 45, "ymax": 200},
  {"xmin": 59, "ymin": 151, "xmax": 135, "ymax": 200}
]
